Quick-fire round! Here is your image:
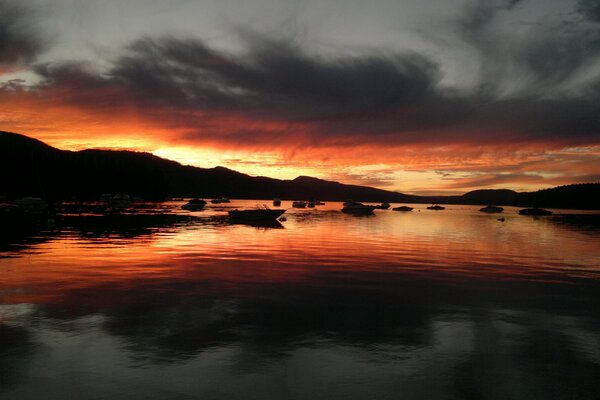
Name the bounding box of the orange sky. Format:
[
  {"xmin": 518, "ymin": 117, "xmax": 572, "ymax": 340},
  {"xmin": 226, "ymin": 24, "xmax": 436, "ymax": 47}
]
[
  {"xmin": 1, "ymin": 88, "xmax": 598, "ymax": 195},
  {"xmin": 1, "ymin": 0, "xmax": 599, "ymax": 194}
]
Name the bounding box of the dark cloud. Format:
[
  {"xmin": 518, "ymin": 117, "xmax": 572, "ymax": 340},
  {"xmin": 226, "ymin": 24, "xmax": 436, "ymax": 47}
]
[
  {"xmin": 0, "ymin": 1, "xmax": 45, "ymax": 71},
  {"xmin": 106, "ymin": 36, "xmax": 440, "ymax": 120},
  {"xmin": 1, "ymin": 0, "xmax": 599, "ymax": 150},
  {"xmin": 577, "ymin": 0, "xmax": 600, "ymax": 22},
  {"xmin": 18, "ymin": 32, "xmax": 600, "ymax": 148}
]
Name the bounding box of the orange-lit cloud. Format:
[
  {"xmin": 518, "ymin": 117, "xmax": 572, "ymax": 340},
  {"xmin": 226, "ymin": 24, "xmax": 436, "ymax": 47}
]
[{"xmin": 1, "ymin": 0, "xmax": 600, "ymax": 193}]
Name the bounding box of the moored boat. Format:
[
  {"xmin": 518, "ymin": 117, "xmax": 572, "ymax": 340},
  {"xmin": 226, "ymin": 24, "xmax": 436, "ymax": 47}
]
[
  {"xmin": 273, "ymin": 198, "xmax": 281, "ymax": 207},
  {"xmin": 292, "ymin": 201, "xmax": 307, "ymax": 208},
  {"xmin": 392, "ymin": 206, "xmax": 414, "ymax": 212},
  {"xmin": 427, "ymin": 204, "xmax": 445, "ymax": 210},
  {"xmin": 15, "ymin": 197, "xmax": 48, "ymax": 215},
  {"xmin": 341, "ymin": 202, "xmax": 376, "ymax": 215},
  {"xmin": 0, "ymin": 203, "xmax": 24, "ymax": 225},
  {"xmin": 479, "ymin": 205, "xmax": 504, "ymax": 213},
  {"xmin": 182, "ymin": 198, "xmax": 207, "ymax": 211},
  {"xmin": 228, "ymin": 206, "xmax": 286, "ymax": 221}
]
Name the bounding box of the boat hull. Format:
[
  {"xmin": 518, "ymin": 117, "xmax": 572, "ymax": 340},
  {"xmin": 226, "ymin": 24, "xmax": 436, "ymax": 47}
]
[
  {"xmin": 427, "ymin": 206, "xmax": 445, "ymax": 210},
  {"xmin": 341, "ymin": 206, "xmax": 376, "ymax": 215},
  {"xmin": 228, "ymin": 209, "xmax": 286, "ymax": 221},
  {"xmin": 479, "ymin": 206, "xmax": 504, "ymax": 213}
]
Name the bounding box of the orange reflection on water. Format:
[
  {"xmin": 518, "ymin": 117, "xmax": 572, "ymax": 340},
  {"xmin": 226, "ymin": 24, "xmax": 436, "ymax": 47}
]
[{"xmin": 1, "ymin": 202, "xmax": 600, "ymax": 308}]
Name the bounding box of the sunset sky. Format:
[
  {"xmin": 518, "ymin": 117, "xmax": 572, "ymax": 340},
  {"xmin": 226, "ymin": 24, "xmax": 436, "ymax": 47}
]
[{"xmin": 1, "ymin": 0, "xmax": 599, "ymax": 194}]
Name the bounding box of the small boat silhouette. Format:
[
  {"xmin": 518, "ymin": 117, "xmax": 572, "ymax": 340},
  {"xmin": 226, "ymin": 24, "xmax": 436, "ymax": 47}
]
[{"xmin": 427, "ymin": 204, "xmax": 445, "ymax": 210}]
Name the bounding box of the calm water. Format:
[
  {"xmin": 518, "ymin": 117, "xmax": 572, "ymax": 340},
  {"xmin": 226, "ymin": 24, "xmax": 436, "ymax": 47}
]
[{"xmin": 1, "ymin": 200, "xmax": 600, "ymax": 400}]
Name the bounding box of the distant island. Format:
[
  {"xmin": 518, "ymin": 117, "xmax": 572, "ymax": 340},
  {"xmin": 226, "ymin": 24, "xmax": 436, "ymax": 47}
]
[{"xmin": 1, "ymin": 131, "xmax": 599, "ymax": 209}]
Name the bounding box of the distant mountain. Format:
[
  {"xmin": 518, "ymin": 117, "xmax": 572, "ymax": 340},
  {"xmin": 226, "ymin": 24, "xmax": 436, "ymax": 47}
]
[
  {"xmin": 413, "ymin": 189, "xmax": 519, "ymax": 206},
  {"xmin": 0, "ymin": 131, "xmax": 414, "ymax": 202},
  {"xmin": 1, "ymin": 131, "xmax": 598, "ymax": 209}
]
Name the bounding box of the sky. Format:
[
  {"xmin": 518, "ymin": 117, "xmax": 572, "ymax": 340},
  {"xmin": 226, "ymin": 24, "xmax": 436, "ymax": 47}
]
[{"xmin": 1, "ymin": 0, "xmax": 599, "ymax": 195}]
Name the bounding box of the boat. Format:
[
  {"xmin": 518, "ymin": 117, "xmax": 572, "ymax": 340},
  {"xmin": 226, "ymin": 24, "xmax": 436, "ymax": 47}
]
[
  {"xmin": 292, "ymin": 201, "xmax": 307, "ymax": 208},
  {"xmin": 99, "ymin": 194, "xmax": 131, "ymax": 212},
  {"xmin": 228, "ymin": 205, "xmax": 286, "ymax": 221},
  {"xmin": 220, "ymin": 197, "xmax": 231, "ymax": 203},
  {"xmin": 182, "ymin": 198, "xmax": 207, "ymax": 211},
  {"xmin": 427, "ymin": 204, "xmax": 445, "ymax": 210},
  {"xmin": 211, "ymin": 197, "xmax": 231, "ymax": 204},
  {"xmin": 307, "ymin": 201, "xmax": 315, "ymax": 208},
  {"xmin": 374, "ymin": 202, "xmax": 390, "ymax": 210},
  {"xmin": 0, "ymin": 203, "xmax": 24, "ymax": 225},
  {"xmin": 392, "ymin": 206, "xmax": 414, "ymax": 212},
  {"xmin": 273, "ymin": 198, "xmax": 281, "ymax": 207},
  {"xmin": 518, "ymin": 208, "xmax": 552, "ymax": 216},
  {"xmin": 479, "ymin": 205, "xmax": 504, "ymax": 213},
  {"xmin": 229, "ymin": 219, "xmax": 284, "ymax": 229},
  {"xmin": 15, "ymin": 197, "xmax": 48, "ymax": 215},
  {"xmin": 341, "ymin": 202, "xmax": 376, "ymax": 215},
  {"xmin": 112, "ymin": 194, "xmax": 132, "ymax": 210}
]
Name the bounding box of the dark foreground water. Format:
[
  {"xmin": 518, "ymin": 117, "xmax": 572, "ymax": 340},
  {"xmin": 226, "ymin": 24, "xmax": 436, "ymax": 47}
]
[{"xmin": 1, "ymin": 201, "xmax": 600, "ymax": 399}]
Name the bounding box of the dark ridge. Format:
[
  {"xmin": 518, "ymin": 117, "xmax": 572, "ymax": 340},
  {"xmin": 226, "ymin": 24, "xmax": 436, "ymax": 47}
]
[
  {"xmin": 1, "ymin": 131, "xmax": 599, "ymax": 209},
  {"xmin": 513, "ymin": 183, "xmax": 600, "ymax": 210}
]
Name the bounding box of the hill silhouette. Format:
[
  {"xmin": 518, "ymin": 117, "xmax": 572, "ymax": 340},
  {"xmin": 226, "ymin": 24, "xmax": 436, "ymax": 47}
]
[
  {"xmin": 0, "ymin": 131, "xmax": 415, "ymax": 202},
  {"xmin": 1, "ymin": 131, "xmax": 598, "ymax": 208}
]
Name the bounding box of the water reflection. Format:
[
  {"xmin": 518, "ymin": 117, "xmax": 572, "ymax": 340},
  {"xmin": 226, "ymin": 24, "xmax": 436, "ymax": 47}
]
[
  {"xmin": 1, "ymin": 201, "xmax": 600, "ymax": 399},
  {"xmin": 546, "ymin": 214, "xmax": 600, "ymax": 235}
]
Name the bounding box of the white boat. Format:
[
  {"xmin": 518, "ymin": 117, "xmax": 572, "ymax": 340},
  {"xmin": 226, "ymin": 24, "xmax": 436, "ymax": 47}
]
[
  {"xmin": 341, "ymin": 202, "xmax": 376, "ymax": 215},
  {"xmin": 292, "ymin": 201, "xmax": 307, "ymax": 208}
]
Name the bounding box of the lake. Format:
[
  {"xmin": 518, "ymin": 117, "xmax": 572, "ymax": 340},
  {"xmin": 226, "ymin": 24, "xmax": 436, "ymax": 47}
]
[{"xmin": 1, "ymin": 200, "xmax": 600, "ymax": 399}]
